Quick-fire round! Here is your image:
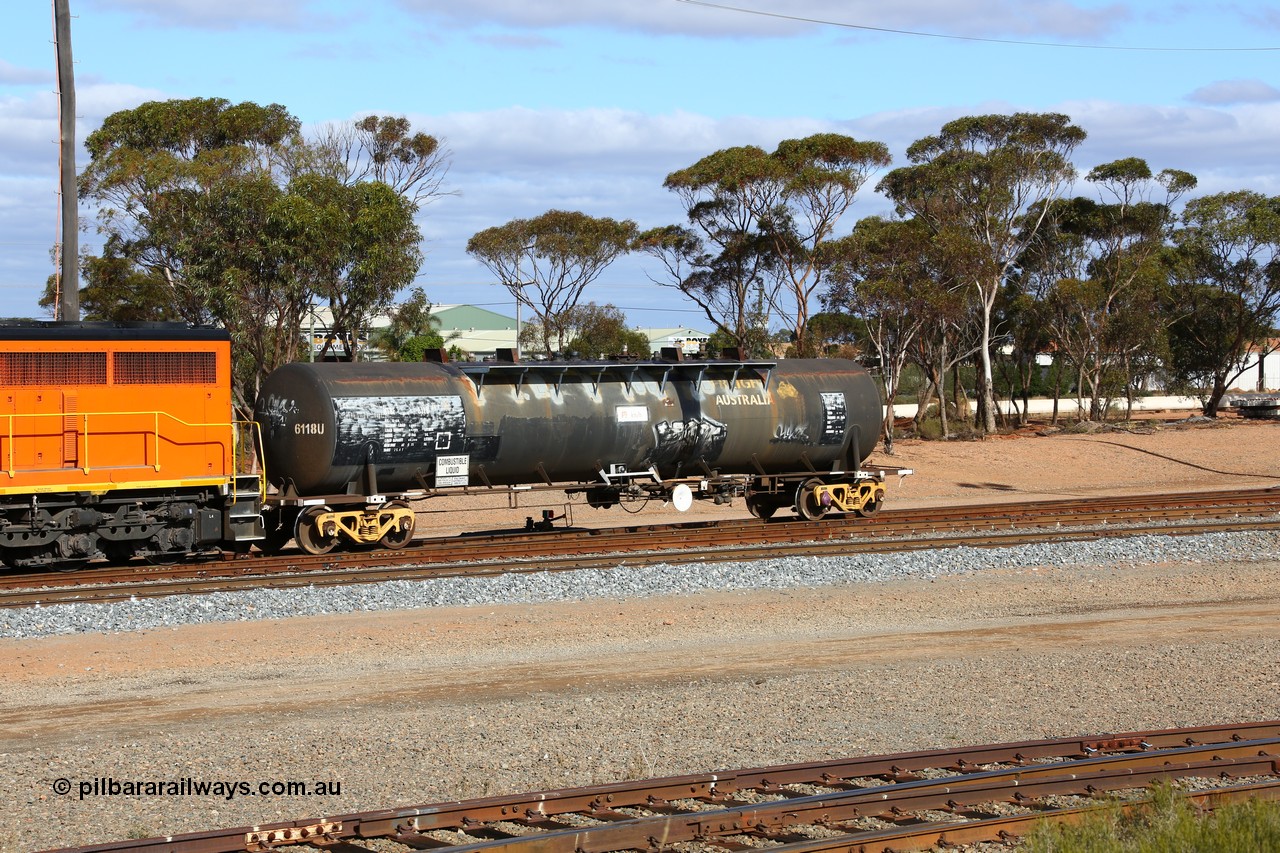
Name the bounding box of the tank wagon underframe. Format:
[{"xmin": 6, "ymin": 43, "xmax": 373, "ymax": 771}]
[{"xmin": 256, "ymin": 356, "xmax": 907, "ymax": 555}]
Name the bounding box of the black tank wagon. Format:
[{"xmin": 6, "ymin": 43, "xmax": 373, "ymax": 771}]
[{"xmin": 254, "ymin": 353, "xmax": 891, "ymax": 554}]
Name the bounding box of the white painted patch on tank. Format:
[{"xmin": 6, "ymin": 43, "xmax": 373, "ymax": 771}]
[
  {"xmin": 820, "ymin": 392, "xmax": 847, "ymax": 445},
  {"xmin": 331, "ymin": 395, "xmax": 465, "ymax": 465}
]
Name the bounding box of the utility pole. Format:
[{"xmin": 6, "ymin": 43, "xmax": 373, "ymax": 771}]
[{"xmin": 53, "ymin": 0, "xmax": 79, "ymax": 321}]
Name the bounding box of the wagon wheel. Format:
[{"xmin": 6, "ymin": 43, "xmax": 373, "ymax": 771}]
[
  {"xmin": 746, "ymin": 496, "xmax": 778, "ymax": 520},
  {"xmin": 295, "ymin": 506, "xmax": 339, "ymax": 555},
  {"xmin": 795, "ymin": 478, "xmax": 830, "ymax": 521},
  {"xmin": 855, "ymin": 494, "xmax": 882, "ymax": 517},
  {"xmin": 379, "ymin": 502, "xmax": 415, "ymax": 549}
]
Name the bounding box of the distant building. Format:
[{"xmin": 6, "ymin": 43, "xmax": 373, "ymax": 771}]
[
  {"xmin": 430, "ymin": 304, "xmax": 519, "ymax": 359},
  {"xmin": 300, "ymin": 304, "xmax": 714, "ymax": 362},
  {"xmin": 635, "ymin": 327, "xmax": 711, "ymax": 355},
  {"xmin": 300, "ymin": 303, "xmax": 518, "ymax": 361},
  {"xmin": 1238, "ymin": 338, "xmax": 1280, "ymax": 392},
  {"xmin": 301, "ymin": 305, "xmax": 386, "ymax": 360}
]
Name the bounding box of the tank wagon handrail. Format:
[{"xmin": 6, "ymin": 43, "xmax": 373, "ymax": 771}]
[
  {"xmin": 455, "ymin": 359, "xmax": 778, "ymax": 396},
  {"xmin": 0, "ymin": 408, "xmax": 237, "ymax": 480}
]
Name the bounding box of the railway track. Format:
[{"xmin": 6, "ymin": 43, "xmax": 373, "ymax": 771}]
[
  {"xmin": 50, "ymin": 721, "xmax": 1280, "ymax": 853},
  {"xmin": 3, "ymin": 487, "xmax": 1278, "ymax": 609}
]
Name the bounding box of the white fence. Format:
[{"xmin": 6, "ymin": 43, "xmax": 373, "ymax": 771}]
[{"xmin": 885, "ymin": 395, "xmax": 1204, "ymax": 420}]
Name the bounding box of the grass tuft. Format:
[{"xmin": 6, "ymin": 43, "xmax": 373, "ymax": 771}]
[{"xmin": 1025, "ymin": 784, "xmax": 1280, "ymax": 852}]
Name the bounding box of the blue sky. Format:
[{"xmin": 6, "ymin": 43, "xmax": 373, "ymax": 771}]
[{"xmin": 3, "ymin": 0, "xmax": 1280, "ymax": 328}]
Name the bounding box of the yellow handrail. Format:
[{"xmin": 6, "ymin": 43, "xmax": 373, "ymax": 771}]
[{"xmin": 0, "ymin": 409, "xmax": 246, "ymax": 482}]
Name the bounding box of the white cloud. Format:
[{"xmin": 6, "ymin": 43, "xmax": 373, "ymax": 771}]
[
  {"xmin": 396, "ymin": 100, "xmax": 1280, "ymax": 309},
  {"xmin": 5, "ymin": 95, "xmax": 1280, "ymax": 319},
  {"xmin": 1187, "ymin": 79, "xmax": 1280, "ymax": 106},
  {"xmin": 86, "ymin": 0, "xmax": 333, "ymax": 30},
  {"xmin": 394, "ymin": 0, "xmax": 1131, "ymax": 41},
  {"xmin": 0, "ymin": 60, "xmax": 53, "ymax": 86},
  {"xmin": 1060, "ymin": 100, "xmax": 1280, "ymax": 176}
]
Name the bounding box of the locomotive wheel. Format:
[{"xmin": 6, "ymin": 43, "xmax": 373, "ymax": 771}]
[
  {"xmin": 379, "ymin": 503, "xmax": 415, "ymax": 549},
  {"xmin": 295, "ymin": 506, "xmax": 339, "ymax": 555},
  {"xmin": 101, "ymin": 542, "xmax": 141, "ymax": 563},
  {"xmin": 795, "ymin": 479, "xmax": 830, "ymax": 521},
  {"xmin": 746, "ymin": 496, "xmax": 779, "ymax": 520}
]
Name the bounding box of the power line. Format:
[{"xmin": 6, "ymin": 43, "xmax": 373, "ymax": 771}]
[{"xmin": 676, "ymin": 0, "xmax": 1280, "ymax": 52}]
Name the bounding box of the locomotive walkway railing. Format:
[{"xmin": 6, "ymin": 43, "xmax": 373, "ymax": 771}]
[{"xmin": 0, "ymin": 409, "xmax": 263, "ymax": 499}]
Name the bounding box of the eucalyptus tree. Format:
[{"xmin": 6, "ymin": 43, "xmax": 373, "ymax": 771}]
[
  {"xmin": 638, "ymin": 134, "xmax": 889, "ymax": 356},
  {"xmin": 466, "ymin": 210, "xmax": 637, "ymax": 354},
  {"xmin": 78, "ymin": 98, "xmax": 300, "ymax": 328},
  {"xmin": 632, "ymin": 222, "xmax": 775, "ymax": 355},
  {"xmin": 822, "ymin": 217, "xmax": 937, "ymax": 453},
  {"xmin": 1051, "ymin": 159, "xmax": 1195, "ymax": 419},
  {"xmin": 879, "ymin": 113, "xmax": 1086, "ymax": 433},
  {"xmin": 75, "ymin": 97, "xmax": 437, "ymax": 409},
  {"xmin": 308, "ymin": 114, "xmax": 451, "ymax": 208},
  {"xmin": 77, "ymin": 99, "xmax": 312, "ymax": 412},
  {"xmin": 563, "ymin": 302, "xmax": 653, "ymax": 359},
  {"xmin": 1165, "ymin": 190, "xmax": 1280, "ymax": 415},
  {"xmin": 762, "ymin": 134, "xmax": 891, "ymax": 355},
  {"xmin": 289, "ymin": 173, "xmax": 421, "ymax": 362},
  {"xmin": 910, "ymin": 278, "xmax": 979, "ymax": 438},
  {"xmin": 635, "ymin": 143, "xmax": 782, "ymax": 353},
  {"xmin": 378, "ymin": 287, "xmax": 446, "ymax": 362}
]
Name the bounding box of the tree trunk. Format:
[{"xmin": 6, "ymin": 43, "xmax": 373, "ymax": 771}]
[
  {"xmin": 951, "ymin": 362, "xmax": 970, "ymax": 423},
  {"xmin": 882, "ymin": 400, "xmax": 895, "ymax": 455},
  {"xmin": 1205, "ymin": 375, "xmax": 1228, "ymax": 417},
  {"xmin": 977, "ymin": 306, "xmax": 997, "ymax": 434}
]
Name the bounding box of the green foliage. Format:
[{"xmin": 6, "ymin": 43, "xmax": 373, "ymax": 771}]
[
  {"xmin": 643, "ymin": 133, "xmax": 889, "ymax": 355},
  {"xmin": 704, "ymin": 319, "xmax": 773, "ymax": 358},
  {"xmin": 41, "ymin": 255, "xmax": 180, "ymax": 321},
  {"xmin": 563, "ymin": 303, "xmax": 651, "ymax": 358},
  {"xmin": 74, "ymin": 97, "xmax": 438, "ymax": 413},
  {"xmin": 467, "ymin": 210, "xmax": 638, "ymax": 354},
  {"xmin": 1026, "ymin": 785, "xmax": 1280, "ymax": 852},
  {"xmin": 377, "ymin": 287, "xmax": 445, "ymax": 361},
  {"xmin": 1164, "ymin": 190, "xmax": 1280, "ymax": 414},
  {"xmin": 804, "ymin": 310, "xmax": 864, "ymax": 356},
  {"xmin": 879, "ymin": 112, "xmax": 1087, "ymax": 434}
]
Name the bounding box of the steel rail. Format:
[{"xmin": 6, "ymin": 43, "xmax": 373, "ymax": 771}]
[
  {"xmin": 1, "ymin": 486, "xmax": 1276, "ymax": 587},
  {"xmin": 758, "ymin": 780, "xmax": 1280, "ymax": 853},
  {"xmin": 43, "ymin": 722, "xmax": 1280, "ymax": 853},
  {"xmin": 6, "ymin": 487, "xmax": 1279, "ymax": 591},
  {"xmin": 4, "ymin": 509, "xmax": 1279, "ymax": 609}
]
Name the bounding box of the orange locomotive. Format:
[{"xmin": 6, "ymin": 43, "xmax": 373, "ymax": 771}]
[{"xmin": 0, "ymin": 322, "xmax": 263, "ymax": 567}]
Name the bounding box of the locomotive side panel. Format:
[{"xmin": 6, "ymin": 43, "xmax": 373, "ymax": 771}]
[
  {"xmin": 0, "ymin": 322, "xmax": 254, "ymax": 567},
  {"xmin": 0, "ymin": 325, "xmax": 236, "ymax": 494}
]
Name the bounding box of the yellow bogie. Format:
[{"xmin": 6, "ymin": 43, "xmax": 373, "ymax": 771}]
[
  {"xmin": 808, "ymin": 481, "xmax": 885, "ymax": 518},
  {"xmin": 294, "ymin": 504, "xmax": 416, "ymax": 554}
]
